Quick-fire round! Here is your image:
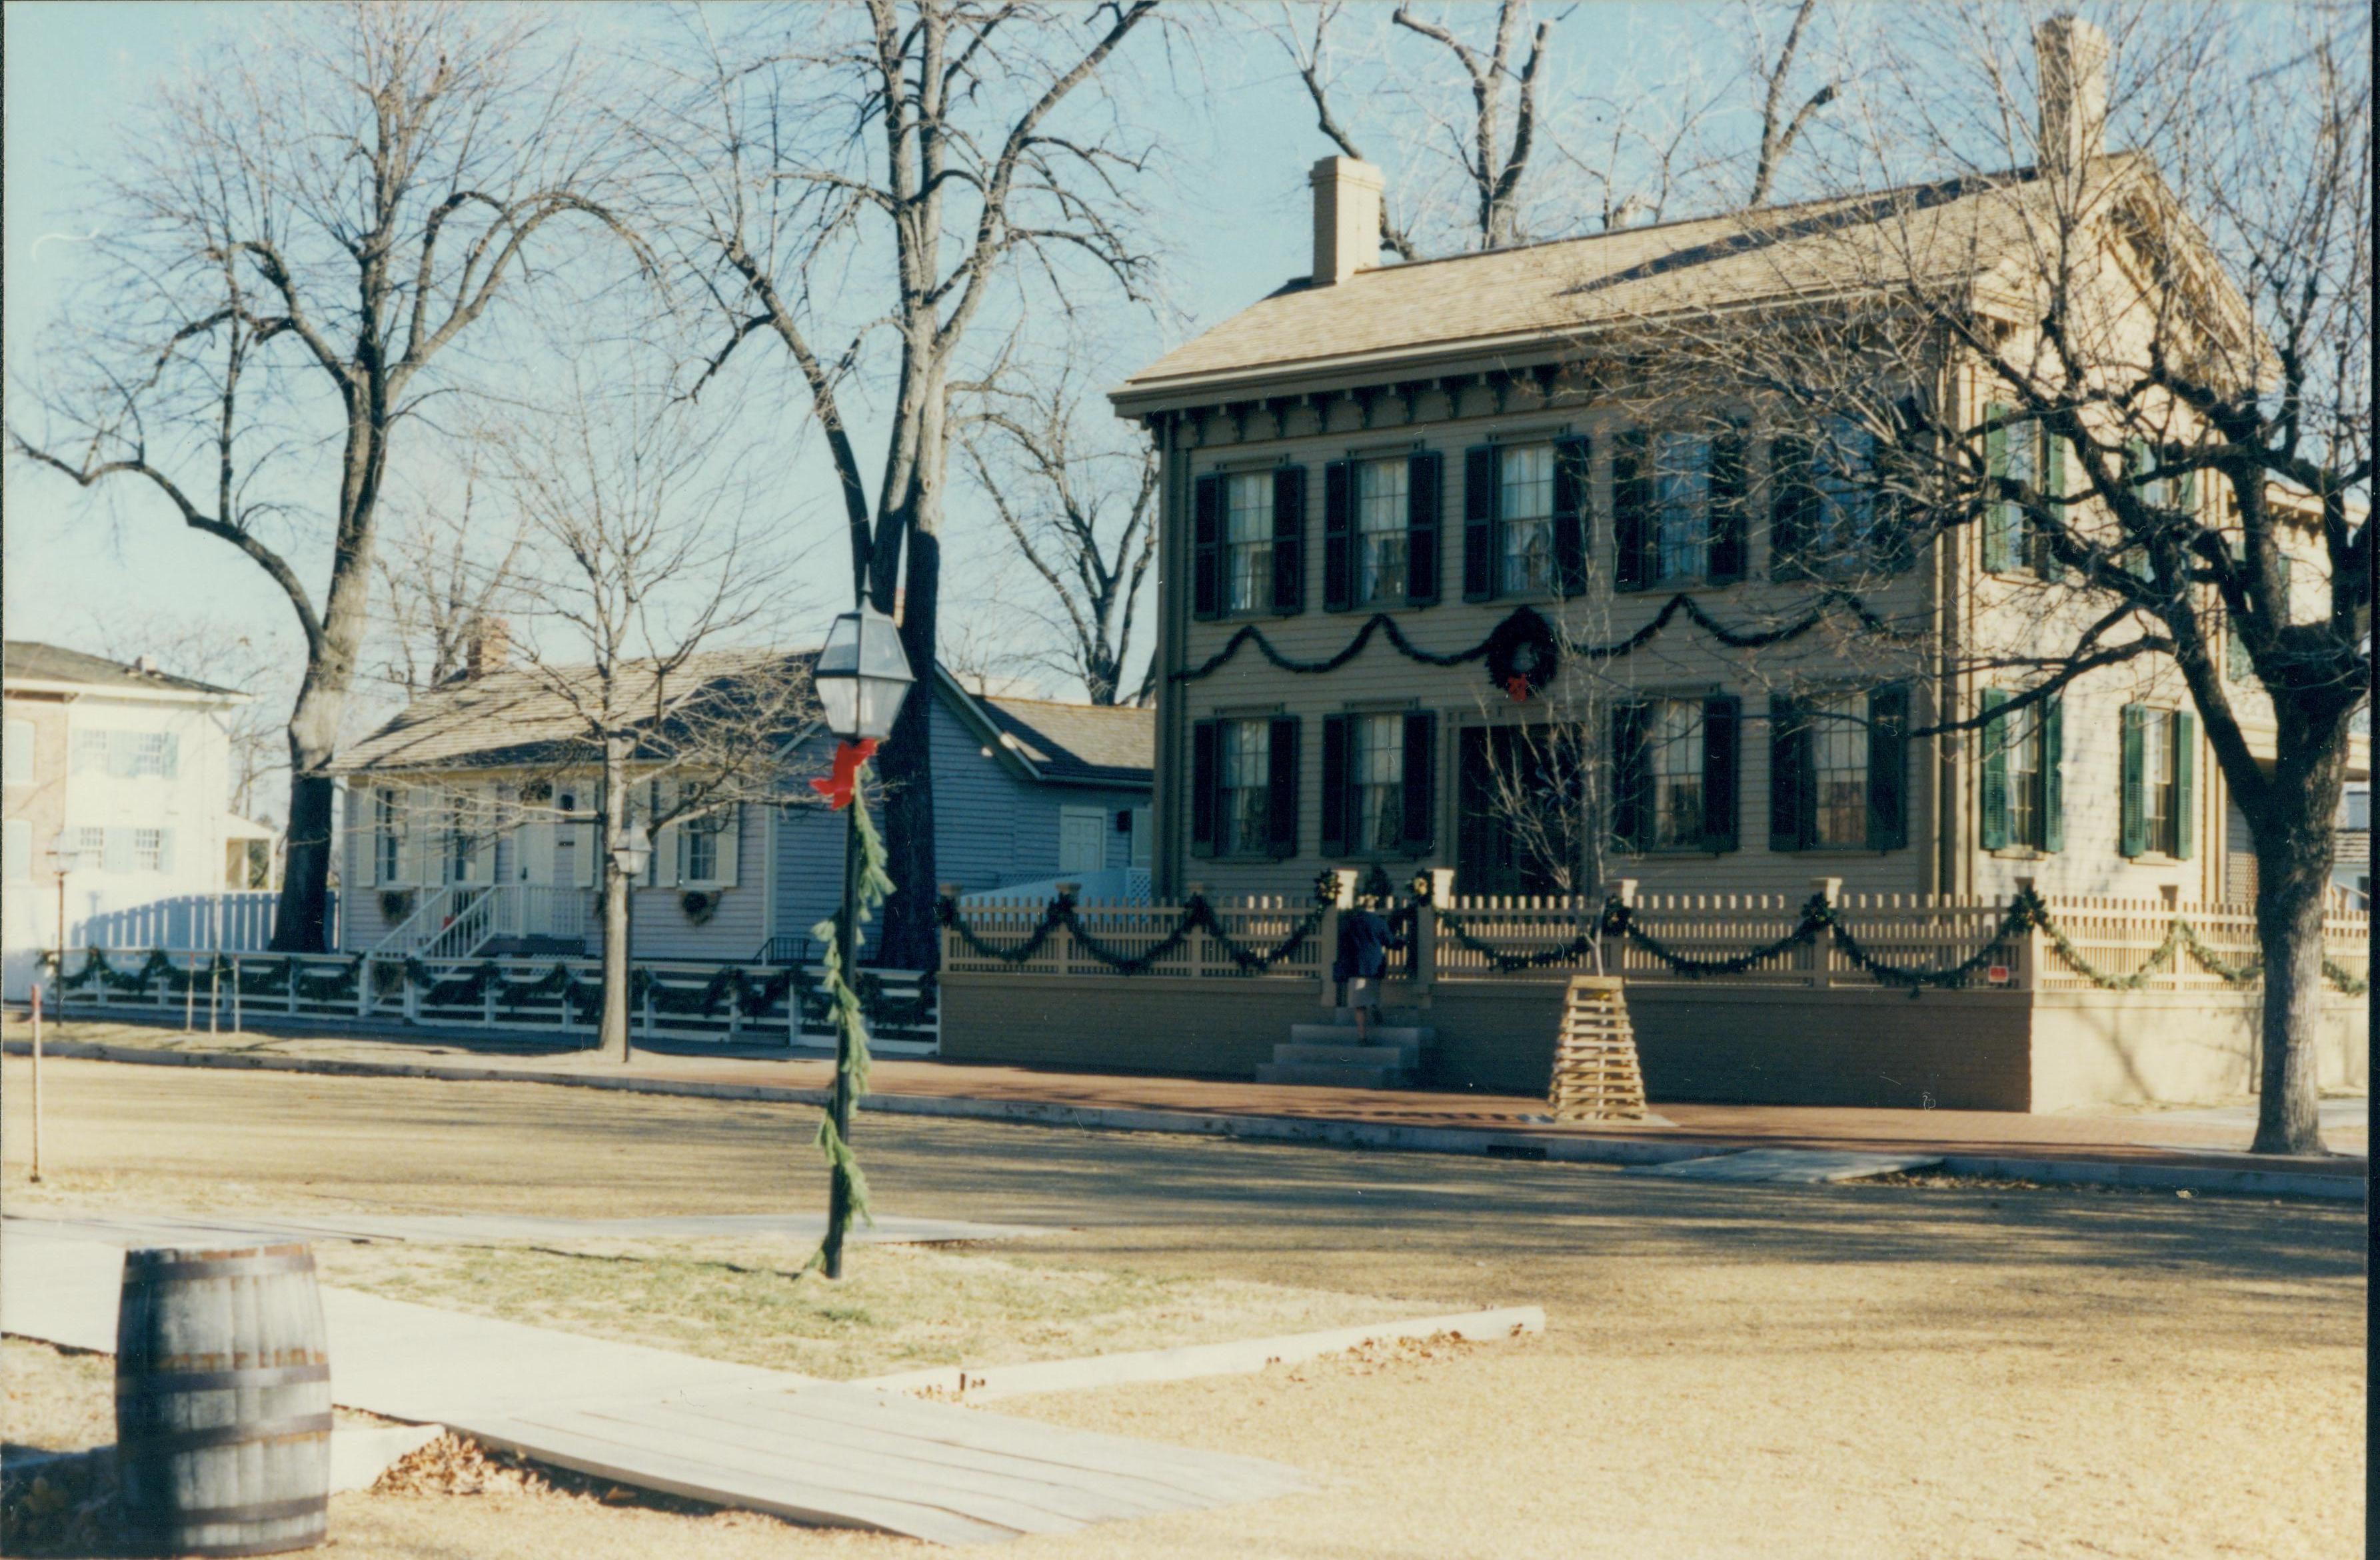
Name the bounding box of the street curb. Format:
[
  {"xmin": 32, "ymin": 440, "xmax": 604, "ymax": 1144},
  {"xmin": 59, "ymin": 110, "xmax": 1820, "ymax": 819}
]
[{"xmin": 7, "ymin": 1038, "xmax": 2363, "ymax": 1200}]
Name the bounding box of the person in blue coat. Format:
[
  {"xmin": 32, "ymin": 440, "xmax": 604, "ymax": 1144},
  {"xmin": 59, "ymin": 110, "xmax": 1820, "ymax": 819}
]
[{"xmin": 1332, "ymin": 893, "xmax": 1408, "ymax": 1042}]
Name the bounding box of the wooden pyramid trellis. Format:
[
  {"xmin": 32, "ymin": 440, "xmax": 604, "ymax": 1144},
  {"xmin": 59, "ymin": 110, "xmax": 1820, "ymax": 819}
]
[{"xmin": 1547, "ymin": 975, "xmax": 1648, "ymax": 1122}]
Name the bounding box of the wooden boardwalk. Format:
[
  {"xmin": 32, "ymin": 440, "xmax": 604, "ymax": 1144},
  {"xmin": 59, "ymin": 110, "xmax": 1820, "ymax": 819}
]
[{"xmin": 3, "ymin": 1218, "xmax": 1309, "ymax": 1545}]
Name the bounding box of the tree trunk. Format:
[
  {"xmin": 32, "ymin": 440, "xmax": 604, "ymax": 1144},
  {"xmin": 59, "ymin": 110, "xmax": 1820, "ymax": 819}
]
[
  {"xmin": 2249, "ymin": 850, "xmax": 2333, "ymax": 1155},
  {"xmin": 596, "ymin": 739, "xmax": 634, "ymax": 1062},
  {"xmin": 267, "ymin": 683, "xmax": 344, "ymax": 954},
  {"xmin": 876, "ymin": 523, "xmax": 942, "ymax": 970}
]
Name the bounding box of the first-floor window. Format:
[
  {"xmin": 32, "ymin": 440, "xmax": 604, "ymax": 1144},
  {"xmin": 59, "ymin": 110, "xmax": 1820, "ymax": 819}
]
[
  {"xmin": 377, "ymin": 789, "xmax": 405, "ymax": 885},
  {"xmin": 1981, "ymin": 688, "xmax": 2062, "ymax": 854},
  {"xmin": 1220, "ymin": 719, "xmax": 1272, "ymax": 855},
  {"xmin": 132, "ymin": 828, "xmax": 167, "ymax": 873},
  {"xmin": 1806, "ymin": 692, "xmax": 1870, "ymax": 848},
  {"xmin": 1500, "ymin": 444, "xmax": 1554, "ymax": 595},
  {"xmin": 447, "ymin": 803, "xmax": 480, "ymax": 883},
  {"xmin": 2143, "ymin": 709, "xmax": 2178, "ymax": 855},
  {"xmin": 76, "ymin": 825, "xmax": 109, "ymax": 871},
  {"xmin": 1352, "ymin": 713, "xmax": 1406, "ymax": 853},
  {"xmin": 1226, "ymin": 472, "xmax": 1275, "ymax": 613},
  {"xmin": 4, "ymin": 819, "xmax": 31, "ymax": 883},
  {"xmin": 1355, "ymin": 458, "xmax": 1410, "ymax": 604},
  {"xmin": 2005, "ymin": 705, "xmax": 2043, "ymax": 849},
  {"xmin": 1647, "ymin": 702, "xmax": 1706, "ymax": 847}
]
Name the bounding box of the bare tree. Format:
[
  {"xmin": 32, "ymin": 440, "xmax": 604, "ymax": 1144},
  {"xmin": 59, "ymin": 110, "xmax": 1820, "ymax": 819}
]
[
  {"xmin": 958, "ymin": 362, "xmax": 1158, "ymax": 705},
  {"xmin": 1273, "ymin": 1, "xmax": 1551, "ymax": 255},
  {"xmin": 1744, "ymin": 0, "xmax": 1840, "ymax": 207},
  {"xmin": 638, "ymin": 0, "xmax": 1168, "ymax": 968},
  {"xmin": 497, "ymin": 379, "xmax": 818, "ymax": 1063},
  {"xmin": 9, "ymin": 2, "xmax": 640, "ymax": 953},
  {"xmin": 1598, "ymin": 5, "xmax": 2368, "ymax": 1153},
  {"xmin": 375, "ymin": 451, "xmax": 529, "ymax": 698}
]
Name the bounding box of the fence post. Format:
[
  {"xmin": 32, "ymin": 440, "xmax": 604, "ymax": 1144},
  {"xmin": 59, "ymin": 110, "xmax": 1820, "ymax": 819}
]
[
  {"xmin": 1809, "ymin": 878, "xmax": 1841, "ymax": 989},
  {"xmin": 1187, "ymin": 883, "xmax": 1208, "ymax": 980},
  {"xmin": 403, "ymin": 962, "xmax": 419, "ymax": 1023},
  {"xmin": 1608, "ymin": 878, "xmax": 1639, "ymax": 977},
  {"xmin": 184, "ymin": 956, "xmax": 196, "ymax": 1032},
  {"xmin": 484, "ymin": 967, "xmax": 497, "ymax": 1027},
  {"xmin": 359, "ymin": 955, "xmax": 373, "ymax": 1019},
  {"xmin": 728, "ymin": 979, "xmax": 741, "ymax": 1041},
  {"xmin": 289, "ymin": 958, "xmax": 301, "ymax": 1017},
  {"xmin": 1054, "ymin": 883, "xmax": 1080, "ymax": 979},
  {"xmin": 230, "ymin": 955, "xmax": 243, "ymax": 1033},
  {"xmin": 1317, "ymin": 870, "xmax": 1356, "ymax": 1007}
]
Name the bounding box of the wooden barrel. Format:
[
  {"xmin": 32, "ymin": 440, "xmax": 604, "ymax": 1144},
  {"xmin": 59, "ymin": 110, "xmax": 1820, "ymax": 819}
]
[{"xmin": 115, "ymin": 1243, "xmax": 331, "ymax": 1557}]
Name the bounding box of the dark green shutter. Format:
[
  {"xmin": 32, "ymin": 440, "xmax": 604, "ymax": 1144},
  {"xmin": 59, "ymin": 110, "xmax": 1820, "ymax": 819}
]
[
  {"xmin": 2034, "ymin": 427, "xmax": 2069, "ymax": 579},
  {"xmin": 1982, "ymin": 402, "xmax": 2018, "ymax": 571},
  {"xmin": 1552, "ymin": 435, "xmax": 1590, "ymax": 596},
  {"xmin": 1867, "ymin": 684, "xmax": 1909, "ymax": 851},
  {"xmin": 1702, "ymin": 695, "xmax": 1740, "ymax": 852},
  {"xmin": 1192, "ymin": 475, "xmax": 1222, "ymax": 619},
  {"xmin": 1978, "ymin": 687, "xmax": 2011, "ymax": 851},
  {"xmin": 1272, "ymin": 465, "xmax": 1306, "ymax": 613},
  {"xmin": 1406, "ymin": 451, "xmax": 1442, "ymax": 607},
  {"xmin": 1611, "ymin": 703, "xmax": 1650, "ymax": 850},
  {"xmin": 1190, "ymin": 720, "xmax": 1218, "ymax": 856},
  {"xmin": 2042, "ymin": 694, "xmax": 2064, "ymax": 853},
  {"xmin": 1402, "ymin": 712, "xmax": 1437, "ymax": 854},
  {"xmin": 1613, "ymin": 430, "xmax": 1652, "ymax": 591},
  {"xmin": 1456, "ymin": 447, "xmax": 1494, "ymax": 607},
  {"xmin": 2173, "ymin": 711, "xmax": 2195, "ymax": 859},
  {"xmin": 1322, "ymin": 461, "xmax": 1353, "ymax": 612},
  {"xmin": 1266, "ymin": 717, "xmax": 1300, "ymax": 859},
  {"xmin": 2119, "ymin": 705, "xmax": 2146, "ymax": 857},
  {"xmin": 1319, "ymin": 715, "xmax": 1350, "ymax": 857},
  {"xmin": 1462, "ymin": 447, "xmax": 1496, "ymax": 601},
  {"xmin": 1769, "ymin": 435, "xmax": 1813, "ymax": 580},
  {"xmin": 1708, "ymin": 425, "xmax": 1748, "ymax": 583},
  {"xmin": 1768, "ymin": 695, "xmax": 1805, "ymax": 851}
]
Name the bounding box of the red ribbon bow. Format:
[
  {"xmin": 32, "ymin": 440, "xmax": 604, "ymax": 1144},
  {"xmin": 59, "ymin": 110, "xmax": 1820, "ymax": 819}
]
[{"xmin": 810, "ymin": 738, "xmax": 878, "ymax": 811}]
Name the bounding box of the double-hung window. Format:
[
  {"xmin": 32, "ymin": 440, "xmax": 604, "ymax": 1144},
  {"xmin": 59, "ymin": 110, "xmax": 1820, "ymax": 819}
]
[
  {"xmin": 1219, "ymin": 719, "xmax": 1273, "ymax": 856},
  {"xmin": 130, "ymin": 732, "xmax": 177, "ymax": 779},
  {"xmin": 1979, "ymin": 689, "xmax": 2063, "ymax": 853},
  {"xmin": 1646, "ymin": 703, "xmax": 1707, "ymax": 847},
  {"xmin": 132, "ymin": 827, "xmax": 167, "ymax": 873},
  {"xmin": 1612, "ymin": 696, "xmax": 1739, "ymax": 853},
  {"xmin": 1351, "ymin": 714, "xmax": 1406, "ymax": 854},
  {"xmin": 1812, "ymin": 418, "xmax": 1877, "ymax": 564},
  {"xmin": 1224, "ymin": 473, "xmax": 1275, "ymax": 614},
  {"xmin": 376, "ymin": 789, "xmax": 406, "ymax": 885},
  {"xmin": 682, "ymin": 811, "xmax": 723, "ymax": 883},
  {"xmin": 1498, "ymin": 445, "xmax": 1556, "ymax": 595},
  {"xmin": 73, "ymin": 730, "xmax": 109, "ymax": 774},
  {"xmin": 1354, "ymin": 459, "xmax": 1410, "ymax": 605},
  {"xmin": 1653, "ymin": 433, "xmax": 1714, "ymax": 583},
  {"xmin": 1806, "ymin": 692, "xmax": 1871, "ymax": 849},
  {"xmin": 2119, "ymin": 705, "xmax": 2195, "ymax": 859}
]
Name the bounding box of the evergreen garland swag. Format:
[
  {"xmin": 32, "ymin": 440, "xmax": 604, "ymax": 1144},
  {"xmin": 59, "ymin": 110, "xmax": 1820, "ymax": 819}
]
[{"xmin": 936, "ymin": 891, "xmax": 1329, "ymax": 975}]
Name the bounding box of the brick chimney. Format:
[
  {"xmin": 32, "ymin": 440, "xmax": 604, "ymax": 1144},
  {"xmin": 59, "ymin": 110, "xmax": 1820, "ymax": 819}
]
[
  {"xmin": 1309, "ymin": 156, "xmax": 1384, "ymax": 287},
  {"xmin": 2035, "ymin": 14, "xmax": 2110, "ymax": 175},
  {"xmin": 465, "ymin": 617, "xmax": 511, "ymax": 679}
]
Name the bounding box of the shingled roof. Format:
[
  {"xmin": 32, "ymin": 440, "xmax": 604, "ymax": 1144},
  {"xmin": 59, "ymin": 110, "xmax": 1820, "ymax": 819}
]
[
  {"xmin": 974, "ymin": 691, "xmax": 1152, "ymax": 787},
  {"xmin": 334, "ymin": 650, "xmax": 816, "ymax": 775},
  {"xmin": 1113, "ymin": 159, "xmax": 2138, "ymax": 410},
  {"xmin": 3, "ymin": 640, "xmax": 243, "ymax": 699}
]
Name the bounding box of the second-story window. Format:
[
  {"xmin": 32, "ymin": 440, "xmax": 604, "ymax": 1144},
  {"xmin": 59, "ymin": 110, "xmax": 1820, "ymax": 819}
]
[
  {"xmin": 1220, "ymin": 719, "xmax": 1272, "ymax": 855},
  {"xmin": 682, "ymin": 811, "xmax": 722, "ymax": 883},
  {"xmin": 1654, "ymin": 433, "xmax": 1714, "ymax": 583},
  {"xmin": 1354, "ymin": 459, "xmax": 1409, "ymax": 604},
  {"xmin": 1225, "ymin": 473, "xmax": 1274, "ymax": 613},
  {"xmin": 1499, "ymin": 445, "xmax": 1555, "ymax": 595}
]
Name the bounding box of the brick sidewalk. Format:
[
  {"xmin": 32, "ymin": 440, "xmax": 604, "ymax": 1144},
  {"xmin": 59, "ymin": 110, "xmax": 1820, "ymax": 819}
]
[{"xmin": 7, "ymin": 1009, "xmax": 2363, "ymax": 1180}]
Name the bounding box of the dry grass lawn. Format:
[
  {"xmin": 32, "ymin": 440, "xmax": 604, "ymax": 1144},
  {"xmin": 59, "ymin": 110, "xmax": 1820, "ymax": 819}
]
[
  {"xmin": 1, "ymin": 1055, "xmax": 2363, "ymax": 1560},
  {"xmin": 311, "ymin": 1237, "xmax": 1420, "ymax": 1379}
]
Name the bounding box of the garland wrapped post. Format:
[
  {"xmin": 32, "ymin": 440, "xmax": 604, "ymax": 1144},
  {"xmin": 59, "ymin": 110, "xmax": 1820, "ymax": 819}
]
[{"xmin": 815, "ymin": 754, "xmax": 894, "ymax": 1280}]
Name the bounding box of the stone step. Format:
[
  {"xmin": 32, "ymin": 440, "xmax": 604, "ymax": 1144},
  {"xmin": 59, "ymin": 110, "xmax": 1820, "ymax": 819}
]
[
  {"xmin": 1254, "ymin": 1061, "xmax": 1410, "ymax": 1089},
  {"xmin": 1288, "ymin": 1023, "xmax": 1433, "ymax": 1051},
  {"xmin": 1322, "ymin": 1007, "xmax": 1428, "ymax": 1029},
  {"xmin": 1272, "ymin": 1042, "xmax": 1418, "ymax": 1069}
]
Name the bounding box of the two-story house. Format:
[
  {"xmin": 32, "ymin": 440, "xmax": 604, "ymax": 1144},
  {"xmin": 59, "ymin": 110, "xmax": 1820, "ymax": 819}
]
[
  {"xmin": 1108, "ymin": 29, "xmax": 2363, "ymax": 915},
  {"xmin": 3, "ymin": 641, "xmax": 254, "ymax": 998}
]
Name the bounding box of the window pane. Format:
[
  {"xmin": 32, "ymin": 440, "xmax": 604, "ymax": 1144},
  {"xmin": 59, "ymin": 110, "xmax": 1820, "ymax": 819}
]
[
  {"xmin": 1500, "ymin": 445, "xmax": 1554, "ymax": 594},
  {"xmin": 1220, "ymin": 719, "xmax": 1272, "ymax": 854},
  {"xmin": 1654, "ymin": 433, "xmax": 1712, "ymax": 582},
  {"xmin": 2005, "ymin": 703, "xmax": 2042, "ymax": 849},
  {"xmin": 1809, "ymin": 693, "xmax": 1869, "ymax": 847},
  {"xmin": 1354, "ymin": 713, "xmax": 1406, "ymax": 852},
  {"xmin": 1226, "ymin": 473, "xmax": 1274, "ymax": 612},
  {"xmin": 2144, "ymin": 710, "xmax": 2176, "ymax": 853},
  {"xmin": 1355, "ymin": 459, "xmax": 1409, "ymax": 603},
  {"xmin": 1647, "ymin": 701, "xmax": 1706, "ymax": 847},
  {"xmin": 1814, "ymin": 417, "xmax": 1876, "ymax": 563}
]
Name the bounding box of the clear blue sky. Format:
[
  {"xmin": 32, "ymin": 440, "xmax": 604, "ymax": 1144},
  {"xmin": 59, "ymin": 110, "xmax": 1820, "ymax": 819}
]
[{"xmin": 0, "ymin": 3, "xmax": 1750, "ymax": 691}]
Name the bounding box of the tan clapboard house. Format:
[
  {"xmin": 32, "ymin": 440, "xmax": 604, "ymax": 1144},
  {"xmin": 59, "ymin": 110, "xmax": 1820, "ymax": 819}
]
[{"xmin": 1111, "ymin": 23, "xmax": 2362, "ymax": 911}]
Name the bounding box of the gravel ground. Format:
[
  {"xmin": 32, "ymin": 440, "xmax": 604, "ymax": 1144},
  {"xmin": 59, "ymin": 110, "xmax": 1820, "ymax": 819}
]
[{"xmin": 1, "ymin": 1056, "xmax": 2363, "ymax": 1560}]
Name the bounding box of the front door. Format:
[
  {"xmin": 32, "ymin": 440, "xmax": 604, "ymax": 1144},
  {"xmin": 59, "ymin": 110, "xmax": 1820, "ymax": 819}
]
[
  {"xmin": 1456, "ymin": 725, "xmax": 1581, "ymax": 897},
  {"xmin": 1058, "ymin": 807, "xmax": 1107, "ymax": 877}
]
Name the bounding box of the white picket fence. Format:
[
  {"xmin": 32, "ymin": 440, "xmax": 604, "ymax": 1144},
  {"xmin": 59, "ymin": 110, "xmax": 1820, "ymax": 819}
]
[
  {"xmin": 52, "ymin": 949, "xmax": 938, "ymax": 1053},
  {"xmin": 75, "ymin": 892, "xmax": 329, "ymax": 955}
]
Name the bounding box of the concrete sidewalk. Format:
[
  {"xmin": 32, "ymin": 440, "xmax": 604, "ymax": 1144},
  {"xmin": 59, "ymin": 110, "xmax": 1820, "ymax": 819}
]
[{"xmin": 5, "ymin": 1011, "xmax": 2364, "ymax": 1200}]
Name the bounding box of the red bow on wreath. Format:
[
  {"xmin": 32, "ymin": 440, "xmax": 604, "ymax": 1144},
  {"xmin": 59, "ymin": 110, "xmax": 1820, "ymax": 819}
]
[{"xmin": 810, "ymin": 738, "xmax": 878, "ymax": 811}]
